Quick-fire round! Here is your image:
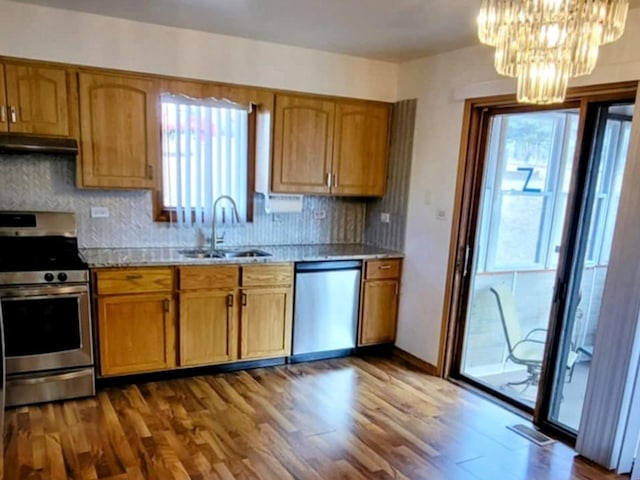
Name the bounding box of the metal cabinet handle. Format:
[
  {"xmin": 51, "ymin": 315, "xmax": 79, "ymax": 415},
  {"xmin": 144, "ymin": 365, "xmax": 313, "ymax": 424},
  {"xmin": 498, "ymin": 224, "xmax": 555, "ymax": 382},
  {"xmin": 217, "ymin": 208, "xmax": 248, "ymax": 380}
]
[
  {"xmin": 379, "ymin": 265, "xmax": 391, "ymax": 270},
  {"xmin": 147, "ymin": 165, "xmax": 153, "ymax": 179},
  {"xmin": 241, "ymin": 292, "xmax": 247, "ymax": 306},
  {"xmin": 163, "ymin": 299, "xmax": 170, "ymax": 313},
  {"xmin": 125, "ymin": 274, "xmax": 143, "ymax": 280},
  {"xmin": 9, "ymin": 106, "xmax": 17, "ymax": 123},
  {"xmin": 227, "ymin": 294, "xmax": 234, "ymax": 307},
  {"xmin": 0, "ymin": 105, "xmax": 6, "ymax": 123},
  {"xmin": 395, "ymin": 282, "xmax": 399, "ymax": 296},
  {"xmin": 333, "ymin": 174, "xmax": 338, "ymax": 187},
  {"xmin": 326, "ymin": 172, "xmax": 332, "ymax": 188}
]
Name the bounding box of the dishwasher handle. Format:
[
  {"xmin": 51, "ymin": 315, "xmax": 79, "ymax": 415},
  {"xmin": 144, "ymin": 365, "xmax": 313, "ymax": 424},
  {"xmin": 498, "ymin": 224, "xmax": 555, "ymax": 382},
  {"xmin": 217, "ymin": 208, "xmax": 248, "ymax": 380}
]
[{"xmin": 295, "ymin": 260, "xmax": 362, "ymax": 273}]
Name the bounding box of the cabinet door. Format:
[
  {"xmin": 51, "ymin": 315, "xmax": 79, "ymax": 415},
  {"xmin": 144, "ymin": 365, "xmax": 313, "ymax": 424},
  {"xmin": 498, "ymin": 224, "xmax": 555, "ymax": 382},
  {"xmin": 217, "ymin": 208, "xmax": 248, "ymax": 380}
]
[
  {"xmin": 179, "ymin": 290, "xmax": 238, "ymax": 366},
  {"xmin": 98, "ymin": 293, "xmax": 175, "ymax": 376},
  {"xmin": 78, "ymin": 72, "xmax": 158, "ymax": 189},
  {"xmin": 0, "ymin": 65, "xmax": 7, "ymax": 132},
  {"xmin": 240, "ymin": 287, "xmax": 292, "ymax": 359},
  {"xmin": 271, "ymin": 94, "xmax": 334, "ymax": 194},
  {"xmin": 4, "ymin": 63, "xmax": 72, "ymax": 136},
  {"xmin": 332, "ymin": 102, "xmax": 390, "ymax": 196},
  {"xmin": 359, "ymin": 280, "xmax": 399, "ymax": 346}
]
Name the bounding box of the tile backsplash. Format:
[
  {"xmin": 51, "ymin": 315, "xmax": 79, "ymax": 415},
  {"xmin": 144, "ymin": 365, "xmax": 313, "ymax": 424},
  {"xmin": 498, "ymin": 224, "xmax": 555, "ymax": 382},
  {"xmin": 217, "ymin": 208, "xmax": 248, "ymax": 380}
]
[{"xmin": 0, "ymin": 154, "xmax": 366, "ymax": 248}]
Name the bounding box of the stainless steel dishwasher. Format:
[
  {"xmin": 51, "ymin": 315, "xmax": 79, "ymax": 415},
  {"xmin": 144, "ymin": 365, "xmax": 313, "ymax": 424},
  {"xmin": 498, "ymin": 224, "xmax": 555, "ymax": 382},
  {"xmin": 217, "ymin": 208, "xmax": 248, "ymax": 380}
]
[{"xmin": 291, "ymin": 260, "xmax": 362, "ymax": 362}]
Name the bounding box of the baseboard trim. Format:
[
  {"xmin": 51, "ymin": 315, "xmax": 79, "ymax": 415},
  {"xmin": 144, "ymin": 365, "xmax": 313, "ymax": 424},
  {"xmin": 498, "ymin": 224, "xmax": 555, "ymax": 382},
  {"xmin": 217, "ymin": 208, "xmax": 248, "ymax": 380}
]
[{"xmin": 393, "ymin": 347, "xmax": 439, "ymax": 376}]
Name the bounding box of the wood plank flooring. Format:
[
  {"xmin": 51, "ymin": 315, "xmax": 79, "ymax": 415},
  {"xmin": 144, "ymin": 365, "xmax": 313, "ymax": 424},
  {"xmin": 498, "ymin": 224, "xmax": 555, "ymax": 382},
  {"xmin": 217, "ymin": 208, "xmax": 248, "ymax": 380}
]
[{"xmin": 3, "ymin": 356, "xmax": 625, "ymax": 479}]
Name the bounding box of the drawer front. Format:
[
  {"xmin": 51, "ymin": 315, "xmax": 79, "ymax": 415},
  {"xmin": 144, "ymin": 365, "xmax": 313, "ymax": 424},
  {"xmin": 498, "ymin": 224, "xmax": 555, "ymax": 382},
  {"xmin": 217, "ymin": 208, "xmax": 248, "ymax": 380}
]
[
  {"xmin": 95, "ymin": 268, "xmax": 173, "ymax": 295},
  {"xmin": 364, "ymin": 259, "xmax": 402, "ymax": 280},
  {"xmin": 179, "ymin": 265, "xmax": 239, "ymax": 290},
  {"xmin": 242, "ymin": 264, "xmax": 293, "ymax": 287}
]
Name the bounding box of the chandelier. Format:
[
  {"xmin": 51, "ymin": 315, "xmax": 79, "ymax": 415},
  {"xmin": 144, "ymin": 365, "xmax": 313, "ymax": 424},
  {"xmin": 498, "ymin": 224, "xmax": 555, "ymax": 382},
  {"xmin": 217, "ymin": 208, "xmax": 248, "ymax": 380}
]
[{"xmin": 477, "ymin": 0, "xmax": 629, "ymax": 104}]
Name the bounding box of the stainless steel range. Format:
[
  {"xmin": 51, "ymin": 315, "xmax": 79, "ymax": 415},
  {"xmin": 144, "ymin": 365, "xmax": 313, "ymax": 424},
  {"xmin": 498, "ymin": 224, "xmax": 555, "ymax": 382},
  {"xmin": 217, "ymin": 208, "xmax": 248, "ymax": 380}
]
[{"xmin": 0, "ymin": 211, "xmax": 94, "ymax": 407}]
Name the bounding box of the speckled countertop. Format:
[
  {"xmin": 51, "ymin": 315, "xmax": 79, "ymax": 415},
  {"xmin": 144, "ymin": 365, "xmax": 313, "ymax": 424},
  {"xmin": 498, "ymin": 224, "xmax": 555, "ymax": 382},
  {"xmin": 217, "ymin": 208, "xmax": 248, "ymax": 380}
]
[{"xmin": 80, "ymin": 244, "xmax": 404, "ymax": 268}]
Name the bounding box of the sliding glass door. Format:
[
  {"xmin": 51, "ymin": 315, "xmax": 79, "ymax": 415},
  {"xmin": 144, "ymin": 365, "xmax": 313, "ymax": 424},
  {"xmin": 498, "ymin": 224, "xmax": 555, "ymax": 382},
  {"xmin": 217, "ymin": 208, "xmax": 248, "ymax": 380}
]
[
  {"xmin": 458, "ymin": 107, "xmax": 580, "ymax": 409},
  {"xmin": 542, "ymin": 102, "xmax": 634, "ymax": 433},
  {"xmin": 451, "ymin": 90, "xmax": 636, "ymax": 439}
]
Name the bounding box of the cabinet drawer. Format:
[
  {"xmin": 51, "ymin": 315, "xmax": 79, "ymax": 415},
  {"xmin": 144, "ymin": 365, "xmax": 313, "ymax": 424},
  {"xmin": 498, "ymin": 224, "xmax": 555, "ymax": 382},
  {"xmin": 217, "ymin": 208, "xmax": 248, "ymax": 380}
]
[
  {"xmin": 95, "ymin": 268, "xmax": 173, "ymax": 295},
  {"xmin": 179, "ymin": 265, "xmax": 239, "ymax": 290},
  {"xmin": 242, "ymin": 264, "xmax": 293, "ymax": 287},
  {"xmin": 364, "ymin": 259, "xmax": 402, "ymax": 280}
]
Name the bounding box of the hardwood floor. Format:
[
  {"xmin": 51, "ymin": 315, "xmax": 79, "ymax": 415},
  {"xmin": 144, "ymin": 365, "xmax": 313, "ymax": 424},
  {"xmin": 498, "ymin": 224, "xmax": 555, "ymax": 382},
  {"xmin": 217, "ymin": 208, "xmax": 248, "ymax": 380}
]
[{"xmin": 3, "ymin": 356, "xmax": 625, "ymax": 479}]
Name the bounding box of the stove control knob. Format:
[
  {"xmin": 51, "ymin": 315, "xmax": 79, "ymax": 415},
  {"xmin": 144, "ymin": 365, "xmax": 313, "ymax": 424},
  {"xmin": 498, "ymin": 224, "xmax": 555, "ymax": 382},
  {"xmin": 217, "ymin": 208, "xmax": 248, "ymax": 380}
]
[
  {"xmin": 58, "ymin": 272, "xmax": 68, "ymax": 282},
  {"xmin": 44, "ymin": 273, "xmax": 54, "ymax": 282}
]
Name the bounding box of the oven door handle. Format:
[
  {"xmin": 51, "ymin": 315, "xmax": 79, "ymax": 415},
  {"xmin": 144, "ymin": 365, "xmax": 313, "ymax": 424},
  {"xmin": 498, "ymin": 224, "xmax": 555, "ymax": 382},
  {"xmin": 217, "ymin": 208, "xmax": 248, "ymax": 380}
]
[
  {"xmin": 7, "ymin": 369, "xmax": 89, "ymax": 385},
  {"xmin": 0, "ymin": 285, "xmax": 89, "ymax": 299}
]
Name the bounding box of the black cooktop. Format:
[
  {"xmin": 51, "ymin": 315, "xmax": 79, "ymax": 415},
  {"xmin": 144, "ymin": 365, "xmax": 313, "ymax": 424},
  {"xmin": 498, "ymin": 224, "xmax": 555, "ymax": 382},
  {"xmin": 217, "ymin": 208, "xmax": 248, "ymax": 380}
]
[{"xmin": 0, "ymin": 236, "xmax": 87, "ymax": 272}]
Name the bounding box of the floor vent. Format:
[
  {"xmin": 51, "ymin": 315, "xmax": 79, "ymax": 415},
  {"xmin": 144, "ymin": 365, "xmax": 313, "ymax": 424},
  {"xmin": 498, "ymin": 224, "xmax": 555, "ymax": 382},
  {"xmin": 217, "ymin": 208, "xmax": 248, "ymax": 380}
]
[{"xmin": 507, "ymin": 424, "xmax": 555, "ymax": 446}]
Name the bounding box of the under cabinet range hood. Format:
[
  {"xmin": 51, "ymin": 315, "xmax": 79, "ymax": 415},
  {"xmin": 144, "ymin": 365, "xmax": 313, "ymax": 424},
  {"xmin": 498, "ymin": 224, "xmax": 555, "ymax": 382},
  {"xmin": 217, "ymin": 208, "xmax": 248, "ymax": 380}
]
[{"xmin": 0, "ymin": 134, "xmax": 78, "ymax": 155}]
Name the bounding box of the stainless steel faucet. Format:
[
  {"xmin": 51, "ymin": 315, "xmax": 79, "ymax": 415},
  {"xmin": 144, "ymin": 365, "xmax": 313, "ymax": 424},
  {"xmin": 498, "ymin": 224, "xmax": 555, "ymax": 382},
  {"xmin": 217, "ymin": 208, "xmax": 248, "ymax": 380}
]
[{"xmin": 210, "ymin": 195, "xmax": 240, "ymax": 251}]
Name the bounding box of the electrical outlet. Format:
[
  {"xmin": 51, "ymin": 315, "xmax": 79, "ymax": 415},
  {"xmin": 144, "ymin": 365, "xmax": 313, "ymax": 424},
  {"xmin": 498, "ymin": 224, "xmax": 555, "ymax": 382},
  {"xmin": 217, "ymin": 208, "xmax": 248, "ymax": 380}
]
[
  {"xmin": 436, "ymin": 208, "xmax": 447, "ymax": 221},
  {"xmin": 314, "ymin": 209, "xmax": 326, "ymax": 220},
  {"xmin": 90, "ymin": 206, "xmax": 109, "ymax": 218},
  {"xmin": 380, "ymin": 212, "xmax": 391, "ymax": 223}
]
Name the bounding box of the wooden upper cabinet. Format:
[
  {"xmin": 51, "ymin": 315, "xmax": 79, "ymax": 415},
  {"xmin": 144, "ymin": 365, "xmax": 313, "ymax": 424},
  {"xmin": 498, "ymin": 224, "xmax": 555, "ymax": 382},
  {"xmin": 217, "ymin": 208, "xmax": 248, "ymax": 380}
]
[
  {"xmin": 78, "ymin": 72, "xmax": 159, "ymax": 189},
  {"xmin": 272, "ymin": 94, "xmax": 334, "ymax": 194},
  {"xmin": 333, "ymin": 102, "xmax": 390, "ymax": 196},
  {"xmin": 0, "ymin": 65, "xmax": 7, "ymax": 133},
  {"xmin": 2, "ymin": 63, "xmax": 75, "ymax": 137},
  {"xmin": 271, "ymin": 93, "xmax": 390, "ymax": 197}
]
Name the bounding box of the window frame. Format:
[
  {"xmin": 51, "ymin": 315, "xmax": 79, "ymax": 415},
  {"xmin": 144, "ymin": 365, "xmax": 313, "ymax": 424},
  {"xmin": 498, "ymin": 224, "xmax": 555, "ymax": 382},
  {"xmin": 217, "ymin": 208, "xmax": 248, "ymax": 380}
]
[{"xmin": 476, "ymin": 109, "xmax": 630, "ymax": 274}]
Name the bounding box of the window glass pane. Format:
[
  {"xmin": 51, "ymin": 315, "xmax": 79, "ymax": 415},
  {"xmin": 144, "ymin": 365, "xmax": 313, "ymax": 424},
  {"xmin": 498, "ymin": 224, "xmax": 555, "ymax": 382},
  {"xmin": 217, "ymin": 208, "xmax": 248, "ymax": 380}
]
[
  {"xmin": 494, "ymin": 195, "xmax": 546, "ymax": 267},
  {"xmin": 501, "ymin": 114, "xmax": 557, "ymax": 192},
  {"xmin": 160, "ymin": 97, "xmax": 249, "ymax": 225}
]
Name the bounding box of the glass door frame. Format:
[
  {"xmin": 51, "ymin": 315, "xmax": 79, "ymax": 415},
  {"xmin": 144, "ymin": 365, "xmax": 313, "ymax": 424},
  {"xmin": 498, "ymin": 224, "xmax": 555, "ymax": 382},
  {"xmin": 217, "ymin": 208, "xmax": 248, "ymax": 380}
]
[{"xmin": 442, "ymin": 82, "xmax": 638, "ymax": 441}]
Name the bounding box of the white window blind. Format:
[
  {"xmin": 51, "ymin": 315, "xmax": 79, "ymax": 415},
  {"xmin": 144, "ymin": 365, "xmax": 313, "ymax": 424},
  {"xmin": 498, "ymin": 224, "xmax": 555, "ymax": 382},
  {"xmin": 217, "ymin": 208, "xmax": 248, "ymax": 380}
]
[{"xmin": 160, "ymin": 94, "xmax": 249, "ymax": 227}]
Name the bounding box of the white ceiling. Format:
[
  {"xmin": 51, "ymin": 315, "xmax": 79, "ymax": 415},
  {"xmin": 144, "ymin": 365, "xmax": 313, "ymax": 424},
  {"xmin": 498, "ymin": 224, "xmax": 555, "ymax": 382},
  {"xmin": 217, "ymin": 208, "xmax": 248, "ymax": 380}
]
[{"xmin": 10, "ymin": 0, "xmax": 640, "ymax": 62}]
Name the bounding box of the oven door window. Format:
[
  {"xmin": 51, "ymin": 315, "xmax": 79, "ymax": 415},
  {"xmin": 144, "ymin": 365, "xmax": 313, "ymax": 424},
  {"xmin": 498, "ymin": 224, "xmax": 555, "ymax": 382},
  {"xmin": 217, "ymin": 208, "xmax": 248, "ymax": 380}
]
[{"xmin": 1, "ymin": 296, "xmax": 82, "ymax": 357}]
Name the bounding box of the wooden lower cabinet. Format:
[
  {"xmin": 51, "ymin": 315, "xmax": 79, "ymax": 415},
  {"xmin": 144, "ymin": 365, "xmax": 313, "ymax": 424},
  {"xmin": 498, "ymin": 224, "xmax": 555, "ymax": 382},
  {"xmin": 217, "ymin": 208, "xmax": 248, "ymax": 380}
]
[
  {"xmin": 98, "ymin": 293, "xmax": 175, "ymax": 376},
  {"xmin": 359, "ymin": 259, "xmax": 402, "ymax": 346},
  {"xmin": 240, "ymin": 287, "xmax": 292, "ymax": 360},
  {"xmin": 359, "ymin": 280, "xmax": 399, "ymax": 345},
  {"xmin": 179, "ymin": 289, "xmax": 238, "ymax": 366}
]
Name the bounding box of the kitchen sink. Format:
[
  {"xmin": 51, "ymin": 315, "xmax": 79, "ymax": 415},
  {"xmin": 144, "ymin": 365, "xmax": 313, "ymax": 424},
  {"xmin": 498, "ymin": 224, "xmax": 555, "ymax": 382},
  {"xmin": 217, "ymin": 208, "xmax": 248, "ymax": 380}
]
[
  {"xmin": 178, "ymin": 248, "xmax": 271, "ymax": 259},
  {"xmin": 215, "ymin": 249, "xmax": 271, "ymax": 258},
  {"xmin": 178, "ymin": 249, "xmax": 222, "ymax": 259}
]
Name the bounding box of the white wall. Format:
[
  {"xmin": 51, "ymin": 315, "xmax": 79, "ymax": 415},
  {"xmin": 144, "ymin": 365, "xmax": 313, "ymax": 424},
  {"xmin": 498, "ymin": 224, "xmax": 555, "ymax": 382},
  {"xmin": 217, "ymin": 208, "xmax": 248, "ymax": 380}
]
[
  {"xmin": 396, "ymin": 8, "xmax": 640, "ymax": 367},
  {"xmin": 0, "ymin": 0, "xmax": 398, "ymax": 101}
]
